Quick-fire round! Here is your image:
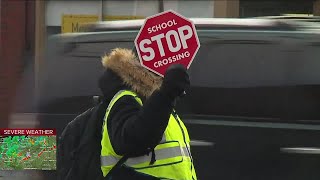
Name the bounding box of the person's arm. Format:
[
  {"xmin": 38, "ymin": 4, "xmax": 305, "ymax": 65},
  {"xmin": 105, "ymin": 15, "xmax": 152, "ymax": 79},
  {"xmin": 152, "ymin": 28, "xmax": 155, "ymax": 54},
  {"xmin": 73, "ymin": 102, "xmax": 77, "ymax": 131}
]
[
  {"xmin": 108, "ymin": 90, "xmax": 173, "ymax": 156},
  {"xmin": 107, "ymin": 64, "xmax": 190, "ymax": 156}
]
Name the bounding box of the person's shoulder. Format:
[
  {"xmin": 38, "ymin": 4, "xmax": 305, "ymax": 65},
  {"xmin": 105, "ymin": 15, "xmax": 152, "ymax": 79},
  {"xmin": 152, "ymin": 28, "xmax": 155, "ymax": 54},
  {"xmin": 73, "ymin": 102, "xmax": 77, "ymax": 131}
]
[{"xmin": 113, "ymin": 93, "xmax": 141, "ymax": 107}]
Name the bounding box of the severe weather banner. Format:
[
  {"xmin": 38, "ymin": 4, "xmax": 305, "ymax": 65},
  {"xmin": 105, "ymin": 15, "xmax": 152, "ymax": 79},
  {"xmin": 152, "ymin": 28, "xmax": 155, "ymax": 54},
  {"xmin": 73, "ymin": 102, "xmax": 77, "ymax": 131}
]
[{"xmin": 0, "ymin": 128, "xmax": 56, "ymax": 170}]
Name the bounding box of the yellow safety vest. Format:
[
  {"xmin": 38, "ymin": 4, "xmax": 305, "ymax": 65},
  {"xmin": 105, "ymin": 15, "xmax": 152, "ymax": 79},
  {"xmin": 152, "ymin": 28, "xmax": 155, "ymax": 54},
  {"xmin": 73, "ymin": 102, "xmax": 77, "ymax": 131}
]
[{"xmin": 100, "ymin": 90, "xmax": 197, "ymax": 180}]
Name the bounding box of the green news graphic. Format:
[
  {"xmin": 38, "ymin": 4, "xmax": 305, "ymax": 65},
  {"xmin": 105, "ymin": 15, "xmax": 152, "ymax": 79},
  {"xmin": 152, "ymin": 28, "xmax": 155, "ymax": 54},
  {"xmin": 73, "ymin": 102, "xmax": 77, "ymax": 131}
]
[{"xmin": 0, "ymin": 135, "xmax": 56, "ymax": 170}]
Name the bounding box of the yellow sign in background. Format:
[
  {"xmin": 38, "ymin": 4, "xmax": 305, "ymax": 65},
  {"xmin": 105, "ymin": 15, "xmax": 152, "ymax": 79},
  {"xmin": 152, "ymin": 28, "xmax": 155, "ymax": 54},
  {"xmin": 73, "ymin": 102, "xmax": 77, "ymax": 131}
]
[
  {"xmin": 61, "ymin": 15, "xmax": 99, "ymax": 33},
  {"xmin": 61, "ymin": 15, "xmax": 145, "ymax": 33}
]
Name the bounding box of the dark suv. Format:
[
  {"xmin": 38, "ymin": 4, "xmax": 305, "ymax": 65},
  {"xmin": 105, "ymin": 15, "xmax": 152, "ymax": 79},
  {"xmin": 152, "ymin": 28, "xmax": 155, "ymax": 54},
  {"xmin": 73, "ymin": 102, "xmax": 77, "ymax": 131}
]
[{"xmin": 39, "ymin": 18, "xmax": 320, "ymax": 180}]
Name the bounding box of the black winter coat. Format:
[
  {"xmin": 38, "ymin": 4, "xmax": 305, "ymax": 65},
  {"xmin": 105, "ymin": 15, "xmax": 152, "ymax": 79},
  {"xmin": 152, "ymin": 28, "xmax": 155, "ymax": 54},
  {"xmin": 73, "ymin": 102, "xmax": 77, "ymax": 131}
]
[{"xmin": 98, "ymin": 48, "xmax": 176, "ymax": 179}]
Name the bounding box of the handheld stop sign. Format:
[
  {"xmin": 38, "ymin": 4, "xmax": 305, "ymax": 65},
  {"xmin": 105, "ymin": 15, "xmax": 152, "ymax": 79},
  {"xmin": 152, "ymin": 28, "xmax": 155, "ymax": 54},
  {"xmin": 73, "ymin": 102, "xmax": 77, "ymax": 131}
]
[{"xmin": 134, "ymin": 10, "xmax": 200, "ymax": 77}]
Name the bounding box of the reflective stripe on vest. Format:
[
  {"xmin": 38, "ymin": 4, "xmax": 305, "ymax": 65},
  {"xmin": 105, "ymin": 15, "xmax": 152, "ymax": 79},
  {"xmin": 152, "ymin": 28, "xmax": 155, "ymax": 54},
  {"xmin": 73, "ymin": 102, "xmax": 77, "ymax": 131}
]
[
  {"xmin": 101, "ymin": 145, "xmax": 189, "ymax": 167},
  {"xmin": 100, "ymin": 90, "xmax": 197, "ymax": 179}
]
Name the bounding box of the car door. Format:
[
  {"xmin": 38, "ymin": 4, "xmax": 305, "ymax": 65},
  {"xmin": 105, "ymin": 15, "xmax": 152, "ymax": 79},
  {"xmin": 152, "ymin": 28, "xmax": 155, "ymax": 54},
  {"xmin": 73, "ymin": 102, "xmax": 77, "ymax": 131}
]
[{"xmin": 175, "ymin": 30, "xmax": 320, "ymax": 180}]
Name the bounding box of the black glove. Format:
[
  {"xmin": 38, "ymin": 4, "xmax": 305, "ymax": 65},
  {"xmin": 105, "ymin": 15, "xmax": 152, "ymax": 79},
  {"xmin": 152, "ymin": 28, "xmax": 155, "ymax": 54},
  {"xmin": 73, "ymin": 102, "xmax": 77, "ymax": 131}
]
[{"xmin": 160, "ymin": 64, "xmax": 190, "ymax": 100}]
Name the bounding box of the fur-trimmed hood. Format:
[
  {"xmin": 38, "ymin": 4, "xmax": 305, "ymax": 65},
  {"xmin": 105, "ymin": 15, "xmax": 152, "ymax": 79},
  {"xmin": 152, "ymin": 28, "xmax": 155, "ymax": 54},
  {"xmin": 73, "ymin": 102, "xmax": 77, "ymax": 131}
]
[{"xmin": 101, "ymin": 48, "xmax": 162, "ymax": 98}]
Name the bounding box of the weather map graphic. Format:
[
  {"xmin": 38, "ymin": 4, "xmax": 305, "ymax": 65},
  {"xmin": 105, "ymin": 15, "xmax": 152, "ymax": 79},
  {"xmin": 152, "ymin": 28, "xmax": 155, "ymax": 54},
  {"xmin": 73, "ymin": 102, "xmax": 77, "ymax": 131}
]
[{"xmin": 0, "ymin": 129, "xmax": 56, "ymax": 170}]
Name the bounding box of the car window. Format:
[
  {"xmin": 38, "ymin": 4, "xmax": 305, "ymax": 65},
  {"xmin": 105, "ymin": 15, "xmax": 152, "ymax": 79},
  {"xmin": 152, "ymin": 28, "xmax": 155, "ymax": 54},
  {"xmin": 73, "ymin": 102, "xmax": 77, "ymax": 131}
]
[
  {"xmin": 190, "ymin": 36, "xmax": 285, "ymax": 88},
  {"xmin": 178, "ymin": 32, "xmax": 320, "ymax": 120},
  {"xmin": 37, "ymin": 40, "xmax": 134, "ymax": 113}
]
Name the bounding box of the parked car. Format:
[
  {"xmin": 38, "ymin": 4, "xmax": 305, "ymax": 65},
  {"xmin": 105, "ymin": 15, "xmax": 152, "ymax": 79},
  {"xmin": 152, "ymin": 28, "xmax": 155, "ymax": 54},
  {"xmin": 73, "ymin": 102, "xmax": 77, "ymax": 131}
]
[{"xmin": 39, "ymin": 18, "xmax": 320, "ymax": 180}]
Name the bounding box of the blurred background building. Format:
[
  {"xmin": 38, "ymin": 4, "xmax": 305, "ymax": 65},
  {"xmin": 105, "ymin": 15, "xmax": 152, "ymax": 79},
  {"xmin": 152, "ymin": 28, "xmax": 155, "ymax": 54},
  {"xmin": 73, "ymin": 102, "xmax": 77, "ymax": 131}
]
[
  {"xmin": 1, "ymin": 0, "xmax": 320, "ymax": 128},
  {"xmin": 0, "ymin": 0, "xmax": 36, "ymax": 127}
]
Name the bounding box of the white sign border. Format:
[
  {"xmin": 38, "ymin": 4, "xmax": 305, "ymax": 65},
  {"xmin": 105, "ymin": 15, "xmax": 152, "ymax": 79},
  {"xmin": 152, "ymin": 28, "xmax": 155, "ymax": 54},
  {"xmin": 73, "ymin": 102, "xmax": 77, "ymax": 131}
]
[{"xmin": 134, "ymin": 9, "xmax": 200, "ymax": 77}]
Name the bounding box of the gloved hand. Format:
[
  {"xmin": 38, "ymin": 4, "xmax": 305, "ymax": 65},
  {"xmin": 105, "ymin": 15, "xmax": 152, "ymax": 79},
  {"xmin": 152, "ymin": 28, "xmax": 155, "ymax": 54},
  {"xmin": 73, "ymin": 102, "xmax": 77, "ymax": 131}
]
[{"xmin": 160, "ymin": 64, "xmax": 190, "ymax": 100}]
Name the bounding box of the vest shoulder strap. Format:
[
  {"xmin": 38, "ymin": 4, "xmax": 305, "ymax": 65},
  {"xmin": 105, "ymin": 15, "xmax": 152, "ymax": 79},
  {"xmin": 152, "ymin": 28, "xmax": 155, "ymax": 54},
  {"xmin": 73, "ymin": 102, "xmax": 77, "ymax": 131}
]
[
  {"xmin": 104, "ymin": 90, "xmax": 142, "ymax": 123},
  {"xmin": 110, "ymin": 90, "xmax": 142, "ymax": 107}
]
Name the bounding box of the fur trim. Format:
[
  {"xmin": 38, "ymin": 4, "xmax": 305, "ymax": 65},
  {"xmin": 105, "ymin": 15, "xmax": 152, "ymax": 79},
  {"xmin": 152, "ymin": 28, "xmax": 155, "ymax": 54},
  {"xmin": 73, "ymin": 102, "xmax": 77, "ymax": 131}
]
[{"xmin": 102, "ymin": 48, "xmax": 162, "ymax": 98}]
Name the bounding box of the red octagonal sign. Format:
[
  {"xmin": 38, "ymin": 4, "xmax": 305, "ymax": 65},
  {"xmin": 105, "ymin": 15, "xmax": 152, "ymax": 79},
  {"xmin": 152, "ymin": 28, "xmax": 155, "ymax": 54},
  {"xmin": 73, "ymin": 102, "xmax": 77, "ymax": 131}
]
[{"xmin": 135, "ymin": 10, "xmax": 200, "ymax": 77}]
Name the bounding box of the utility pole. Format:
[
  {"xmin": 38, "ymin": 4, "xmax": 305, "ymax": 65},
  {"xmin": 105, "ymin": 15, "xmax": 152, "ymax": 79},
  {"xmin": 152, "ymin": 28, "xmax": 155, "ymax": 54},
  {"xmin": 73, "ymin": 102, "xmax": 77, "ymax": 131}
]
[
  {"xmin": 314, "ymin": 0, "xmax": 320, "ymax": 16},
  {"xmin": 35, "ymin": 0, "xmax": 46, "ymax": 96},
  {"xmin": 100, "ymin": 0, "xmax": 104, "ymax": 21},
  {"xmin": 158, "ymin": 0, "xmax": 164, "ymax": 13}
]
